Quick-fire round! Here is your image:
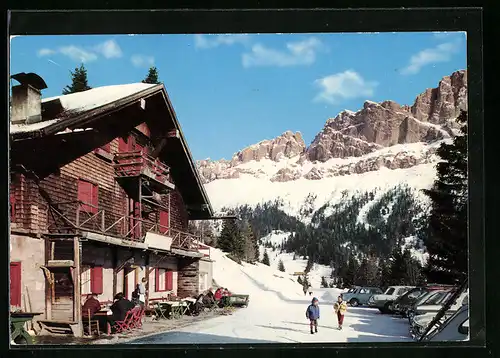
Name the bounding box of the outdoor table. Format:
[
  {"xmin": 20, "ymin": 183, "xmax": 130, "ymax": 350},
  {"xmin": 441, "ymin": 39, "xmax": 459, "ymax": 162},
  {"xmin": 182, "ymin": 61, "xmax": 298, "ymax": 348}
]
[
  {"xmin": 10, "ymin": 312, "xmax": 42, "ymax": 345},
  {"xmin": 94, "ymin": 310, "xmax": 112, "ymax": 335}
]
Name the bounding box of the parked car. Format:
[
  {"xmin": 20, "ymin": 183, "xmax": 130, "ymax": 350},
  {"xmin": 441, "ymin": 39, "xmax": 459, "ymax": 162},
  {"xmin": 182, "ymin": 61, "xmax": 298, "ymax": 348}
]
[
  {"xmin": 367, "ymin": 286, "xmax": 414, "ymax": 313},
  {"xmin": 391, "ymin": 287, "xmax": 431, "ymax": 317},
  {"xmin": 409, "ymin": 289, "xmax": 468, "ymax": 339},
  {"xmin": 394, "ymin": 285, "xmax": 454, "ymax": 318},
  {"xmin": 407, "ymin": 289, "xmax": 452, "ymax": 323},
  {"xmin": 421, "ymin": 304, "xmax": 469, "ymax": 342},
  {"xmin": 343, "ymin": 286, "xmax": 383, "ymax": 307}
]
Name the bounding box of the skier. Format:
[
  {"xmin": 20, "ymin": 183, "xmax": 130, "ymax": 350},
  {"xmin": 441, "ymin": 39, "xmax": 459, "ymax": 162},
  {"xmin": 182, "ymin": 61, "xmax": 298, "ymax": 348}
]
[
  {"xmin": 333, "ymin": 295, "xmax": 348, "ymax": 330},
  {"xmin": 305, "ymin": 297, "xmax": 320, "ymax": 334}
]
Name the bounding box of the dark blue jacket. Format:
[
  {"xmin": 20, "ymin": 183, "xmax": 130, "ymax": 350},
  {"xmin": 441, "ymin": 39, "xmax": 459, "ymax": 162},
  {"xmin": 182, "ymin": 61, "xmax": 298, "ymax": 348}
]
[{"xmin": 306, "ymin": 304, "xmax": 320, "ymax": 320}]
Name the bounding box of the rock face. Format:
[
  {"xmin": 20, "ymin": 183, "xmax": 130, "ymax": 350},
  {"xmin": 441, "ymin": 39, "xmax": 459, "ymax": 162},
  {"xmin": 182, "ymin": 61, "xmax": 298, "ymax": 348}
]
[
  {"xmin": 230, "ymin": 131, "xmax": 306, "ymax": 166},
  {"xmin": 197, "ymin": 69, "xmax": 467, "ymax": 183},
  {"xmin": 306, "ymin": 70, "xmax": 466, "ymax": 162}
]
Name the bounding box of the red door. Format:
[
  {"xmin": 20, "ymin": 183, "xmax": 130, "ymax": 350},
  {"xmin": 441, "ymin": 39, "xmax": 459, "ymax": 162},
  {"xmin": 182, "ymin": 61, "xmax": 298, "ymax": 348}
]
[{"xmin": 10, "ymin": 262, "xmax": 22, "ymax": 308}]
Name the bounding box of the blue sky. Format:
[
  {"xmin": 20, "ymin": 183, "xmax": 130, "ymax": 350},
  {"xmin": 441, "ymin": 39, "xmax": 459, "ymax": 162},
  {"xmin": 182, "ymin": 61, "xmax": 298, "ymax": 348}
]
[{"xmin": 10, "ymin": 32, "xmax": 466, "ymax": 161}]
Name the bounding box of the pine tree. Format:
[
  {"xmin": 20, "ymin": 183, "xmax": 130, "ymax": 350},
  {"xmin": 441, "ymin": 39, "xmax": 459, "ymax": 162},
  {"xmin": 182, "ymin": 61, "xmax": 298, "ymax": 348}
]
[
  {"xmin": 142, "ymin": 66, "xmax": 160, "ymax": 84},
  {"xmin": 421, "ymin": 111, "xmax": 468, "ymax": 284},
  {"xmin": 262, "ymin": 250, "xmax": 270, "ymax": 266},
  {"xmin": 278, "ymin": 259, "xmax": 286, "ymax": 272},
  {"xmin": 217, "ymin": 219, "xmax": 242, "ymax": 256},
  {"xmin": 321, "ymin": 276, "xmax": 328, "ymax": 288},
  {"xmin": 62, "ymin": 64, "xmax": 91, "ymax": 94},
  {"xmin": 241, "ymin": 220, "xmax": 258, "ymax": 262}
]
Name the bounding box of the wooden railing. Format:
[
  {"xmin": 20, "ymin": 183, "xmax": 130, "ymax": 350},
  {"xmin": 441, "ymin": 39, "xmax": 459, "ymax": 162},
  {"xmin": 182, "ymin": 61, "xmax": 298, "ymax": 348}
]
[
  {"xmin": 114, "ymin": 150, "xmax": 172, "ymax": 186},
  {"xmin": 47, "ymin": 200, "xmax": 200, "ymax": 251}
]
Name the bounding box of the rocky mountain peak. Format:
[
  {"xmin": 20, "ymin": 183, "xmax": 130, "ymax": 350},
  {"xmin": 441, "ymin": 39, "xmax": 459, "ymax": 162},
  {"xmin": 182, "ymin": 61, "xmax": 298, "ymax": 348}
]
[
  {"xmin": 229, "ymin": 130, "xmax": 306, "ymax": 166},
  {"xmin": 306, "ymin": 70, "xmax": 467, "ymax": 162}
]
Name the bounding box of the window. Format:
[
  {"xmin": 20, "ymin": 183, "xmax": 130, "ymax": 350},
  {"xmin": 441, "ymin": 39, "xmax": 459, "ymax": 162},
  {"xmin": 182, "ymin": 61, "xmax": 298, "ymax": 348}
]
[
  {"xmin": 155, "ymin": 268, "xmax": 173, "ymax": 292},
  {"xmin": 78, "ymin": 180, "xmax": 98, "ymax": 214},
  {"xmin": 359, "ymin": 289, "xmax": 368, "ymax": 294},
  {"xmin": 397, "ymin": 288, "xmax": 408, "ymax": 295},
  {"xmin": 159, "ymin": 211, "xmax": 169, "ymax": 233},
  {"xmin": 90, "ymin": 267, "xmax": 103, "ymax": 295},
  {"xmin": 81, "ymin": 267, "xmax": 91, "ymax": 294},
  {"xmin": 385, "ymin": 288, "xmax": 395, "ymax": 295}
]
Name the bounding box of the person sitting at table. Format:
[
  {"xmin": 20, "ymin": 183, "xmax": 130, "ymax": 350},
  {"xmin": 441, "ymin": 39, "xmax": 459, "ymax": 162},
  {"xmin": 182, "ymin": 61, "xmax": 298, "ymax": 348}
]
[
  {"xmin": 82, "ymin": 293, "xmax": 101, "ymax": 319},
  {"xmin": 214, "ymin": 288, "xmax": 223, "ymax": 301},
  {"xmin": 110, "ymin": 292, "xmax": 135, "ymax": 323},
  {"xmin": 206, "ymin": 288, "xmax": 215, "ymax": 300},
  {"xmin": 192, "ymin": 294, "xmax": 204, "ymax": 316},
  {"xmin": 202, "ymin": 291, "xmax": 215, "ymax": 307}
]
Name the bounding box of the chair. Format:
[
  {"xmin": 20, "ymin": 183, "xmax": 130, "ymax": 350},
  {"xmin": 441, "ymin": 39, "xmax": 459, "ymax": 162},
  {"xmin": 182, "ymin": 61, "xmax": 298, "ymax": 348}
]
[
  {"xmin": 111, "ymin": 310, "xmax": 134, "ymax": 334},
  {"xmin": 82, "ymin": 309, "xmax": 100, "ymax": 336},
  {"xmin": 130, "ymin": 307, "xmax": 144, "ymax": 329}
]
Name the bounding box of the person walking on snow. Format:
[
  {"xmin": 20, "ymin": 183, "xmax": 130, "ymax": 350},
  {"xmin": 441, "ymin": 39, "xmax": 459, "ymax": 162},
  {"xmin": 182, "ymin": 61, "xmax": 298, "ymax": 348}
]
[
  {"xmin": 306, "ymin": 297, "xmax": 320, "ymax": 334},
  {"xmin": 333, "ymin": 295, "xmax": 348, "ymax": 330}
]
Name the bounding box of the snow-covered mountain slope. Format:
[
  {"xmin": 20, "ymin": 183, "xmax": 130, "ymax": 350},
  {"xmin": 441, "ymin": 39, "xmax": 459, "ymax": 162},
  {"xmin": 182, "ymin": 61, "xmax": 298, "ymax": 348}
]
[
  {"xmin": 205, "ymin": 161, "xmax": 436, "ymax": 220},
  {"xmin": 259, "ymin": 231, "xmax": 333, "ymax": 289}
]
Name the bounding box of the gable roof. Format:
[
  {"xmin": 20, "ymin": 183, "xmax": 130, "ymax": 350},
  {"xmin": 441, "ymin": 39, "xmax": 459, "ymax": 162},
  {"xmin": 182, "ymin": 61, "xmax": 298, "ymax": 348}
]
[{"xmin": 10, "ymin": 83, "xmax": 213, "ymax": 220}]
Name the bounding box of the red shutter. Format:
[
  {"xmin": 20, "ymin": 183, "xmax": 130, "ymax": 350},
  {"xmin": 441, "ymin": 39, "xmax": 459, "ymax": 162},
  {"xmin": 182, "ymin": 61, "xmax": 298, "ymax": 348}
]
[
  {"xmin": 9, "ymin": 192, "xmax": 16, "ymax": 221},
  {"xmin": 166, "ymin": 271, "xmax": 173, "ymax": 291},
  {"xmin": 91, "ymin": 184, "xmax": 99, "ymax": 212},
  {"xmin": 78, "ymin": 180, "xmax": 93, "ymax": 213},
  {"xmin": 90, "ymin": 267, "xmax": 103, "ymax": 295},
  {"xmin": 118, "ymin": 137, "xmax": 133, "ymax": 152},
  {"xmin": 159, "ymin": 211, "xmax": 169, "ymax": 233},
  {"xmin": 10, "ymin": 262, "xmax": 22, "ymax": 307},
  {"xmin": 155, "ymin": 268, "xmax": 160, "ymax": 292}
]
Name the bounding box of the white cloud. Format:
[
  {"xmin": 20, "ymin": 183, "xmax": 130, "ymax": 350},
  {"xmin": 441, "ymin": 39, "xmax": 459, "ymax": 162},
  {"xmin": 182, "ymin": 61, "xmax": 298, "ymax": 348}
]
[
  {"xmin": 242, "ymin": 37, "xmax": 325, "ymax": 68},
  {"xmin": 313, "ymin": 70, "xmax": 378, "ymax": 104},
  {"xmin": 59, "ymin": 46, "xmax": 98, "ymax": 63},
  {"xmin": 37, "ymin": 48, "xmax": 56, "ymax": 57},
  {"xmin": 400, "ymin": 38, "xmax": 462, "ymax": 75},
  {"xmin": 131, "ymin": 54, "xmax": 155, "ymax": 68},
  {"xmin": 36, "ymin": 39, "xmax": 122, "ymax": 63},
  {"xmin": 94, "ymin": 39, "xmax": 122, "ymax": 58},
  {"xmin": 194, "ymin": 34, "xmax": 250, "ymax": 49}
]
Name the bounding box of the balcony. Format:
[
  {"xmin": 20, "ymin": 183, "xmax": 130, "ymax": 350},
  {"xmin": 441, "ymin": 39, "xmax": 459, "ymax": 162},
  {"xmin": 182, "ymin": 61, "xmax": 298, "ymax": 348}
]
[
  {"xmin": 114, "ymin": 151, "xmax": 175, "ymax": 191},
  {"xmin": 46, "ymin": 200, "xmax": 199, "ymax": 252}
]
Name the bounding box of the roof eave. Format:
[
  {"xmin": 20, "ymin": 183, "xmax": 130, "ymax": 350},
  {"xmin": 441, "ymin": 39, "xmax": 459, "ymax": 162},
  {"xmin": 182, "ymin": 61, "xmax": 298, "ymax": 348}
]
[
  {"xmin": 11, "ymin": 84, "xmax": 164, "ymax": 140},
  {"xmin": 158, "ymin": 86, "xmax": 214, "ymax": 218}
]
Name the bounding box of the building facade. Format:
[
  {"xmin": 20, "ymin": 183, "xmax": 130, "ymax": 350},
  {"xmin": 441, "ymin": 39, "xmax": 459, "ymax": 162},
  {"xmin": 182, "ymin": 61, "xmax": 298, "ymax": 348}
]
[{"xmin": 9, "ymin": 73, "xmax": 214, "ymax": 336}]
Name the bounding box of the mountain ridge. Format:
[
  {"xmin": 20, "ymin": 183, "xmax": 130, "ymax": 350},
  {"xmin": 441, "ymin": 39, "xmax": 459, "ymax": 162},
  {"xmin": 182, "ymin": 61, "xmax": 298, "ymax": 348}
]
[{"xmin": 197, "ymin": 69, "xmax": 467, "ymax": 184}]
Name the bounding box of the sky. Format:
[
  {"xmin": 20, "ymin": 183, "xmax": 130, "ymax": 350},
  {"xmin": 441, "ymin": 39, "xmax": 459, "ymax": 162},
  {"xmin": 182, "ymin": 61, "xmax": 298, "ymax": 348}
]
[{"xmin": 10, "ymin": 32, "xmax": 466, "ymax": 161}]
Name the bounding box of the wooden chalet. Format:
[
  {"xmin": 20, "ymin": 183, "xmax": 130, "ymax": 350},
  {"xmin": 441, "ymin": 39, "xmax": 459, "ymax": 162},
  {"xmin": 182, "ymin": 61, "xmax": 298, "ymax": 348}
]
[{"xmin": 9, "ymin": 73, "xmax": 215, "ymax": 336}]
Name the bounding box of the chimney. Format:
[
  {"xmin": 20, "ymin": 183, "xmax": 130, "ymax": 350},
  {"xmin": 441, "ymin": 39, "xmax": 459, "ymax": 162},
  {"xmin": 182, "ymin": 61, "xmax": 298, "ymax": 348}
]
[{"xmin": 10, "ymin": 72, "xmax": 48, "ymax": 125}]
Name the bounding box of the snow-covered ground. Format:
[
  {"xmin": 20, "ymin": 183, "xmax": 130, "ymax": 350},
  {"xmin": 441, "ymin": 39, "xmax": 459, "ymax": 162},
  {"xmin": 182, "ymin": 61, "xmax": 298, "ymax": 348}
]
[
  {"xmin": 259, "ymin": 230, "xmax": 333, "ymax": 289},
  {"xmin": 131, "ymin": 248, "xmax": 412, "ymax": 344}
]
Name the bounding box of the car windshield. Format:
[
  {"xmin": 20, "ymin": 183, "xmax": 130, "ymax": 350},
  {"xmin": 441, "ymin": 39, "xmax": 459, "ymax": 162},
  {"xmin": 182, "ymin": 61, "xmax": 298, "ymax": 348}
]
[
  {"xmin": 437, "ymin": 291, "xmax": 453, "ymax": 305},
  {"xmin": 426, "ymin": 291, "xmax": 447, "ymax": 305},
  {"xmin": 347, "ymin": 288, "xmax": 356, "ymax": 293},
  {"xmin": 385, "ymin": 287, "xmax": 395, "ymax": 295}
]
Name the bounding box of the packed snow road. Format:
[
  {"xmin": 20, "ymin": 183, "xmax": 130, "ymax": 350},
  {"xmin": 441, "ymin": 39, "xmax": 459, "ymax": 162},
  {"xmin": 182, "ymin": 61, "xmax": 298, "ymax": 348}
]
[
  {"xmin": 131, "ymin": 248, "xmax": 411, "ymax": 344},
  {"xmin": 132, "ymin": 299, "xmax": 411, "ymax": 344}
]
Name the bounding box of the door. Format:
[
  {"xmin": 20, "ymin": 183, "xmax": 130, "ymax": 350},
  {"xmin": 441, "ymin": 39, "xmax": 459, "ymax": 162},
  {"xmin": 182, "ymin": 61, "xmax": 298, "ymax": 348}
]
[
  {"xmin": 10, "ymin": 262, "xmax": 22, "ymax": 308},
  {"xmin": 124, "ymin": 268, "xmax": 136, "ymax": 300}
]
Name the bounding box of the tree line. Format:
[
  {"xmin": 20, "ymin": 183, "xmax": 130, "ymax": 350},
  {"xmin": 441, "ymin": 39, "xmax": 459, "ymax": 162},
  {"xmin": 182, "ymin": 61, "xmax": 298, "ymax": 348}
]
[{"xmin": 62, "ymin": 63, "xmax": 161, "ymax": 94}]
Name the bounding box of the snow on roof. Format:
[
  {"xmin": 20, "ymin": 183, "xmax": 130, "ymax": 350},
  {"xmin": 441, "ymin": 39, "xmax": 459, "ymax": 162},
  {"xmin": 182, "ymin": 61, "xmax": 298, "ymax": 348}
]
[
  {"xmin": 10, "ymin": 83, "xmax": 158, "ymax": 135},
  {"xmin": 42, "ymin": 83, "xmax": 157, "ymax": 114}
]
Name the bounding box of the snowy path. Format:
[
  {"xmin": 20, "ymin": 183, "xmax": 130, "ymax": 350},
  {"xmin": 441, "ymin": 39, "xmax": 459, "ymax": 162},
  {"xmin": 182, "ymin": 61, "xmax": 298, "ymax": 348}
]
[{"xmin": 131, "ymin": 249, "xmax": 412, "ymax": 344}]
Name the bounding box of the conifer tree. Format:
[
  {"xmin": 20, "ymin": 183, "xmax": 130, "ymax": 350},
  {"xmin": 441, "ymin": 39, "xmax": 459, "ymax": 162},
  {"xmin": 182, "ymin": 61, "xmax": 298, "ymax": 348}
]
[
  {"xmin": 262, "ymin": 250, "xmax": 270, "ymax": 266},
  {"xmin": 62, "ymin": 64, "xmax": 91, "ymax": 94},
  {"xmin": 142, "ymin": 66, "xmax": 160, "ymax": 84},
  {"xmin": 278, "ymin": 259, "xmax": 286, "ymax": 272},
  {"xmin": 217, "ymin": 219, "xmax": 240, "ymax": 254},
  {"xmin": 321, "ymin": 276, "xmax": 328, "ymax": 288},
  {"xmin": 421, "ymin": 111, "xmax": 468, "ymax": 284}
]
